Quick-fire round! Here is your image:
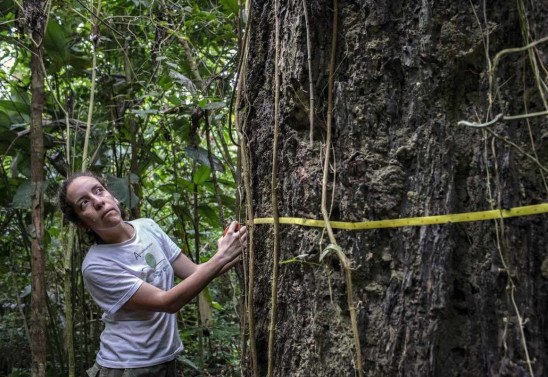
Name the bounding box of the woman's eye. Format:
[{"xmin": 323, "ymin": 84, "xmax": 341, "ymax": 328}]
[{"xmin": 80, "ymin": 200, "xmax": 88, "ymax": 209}]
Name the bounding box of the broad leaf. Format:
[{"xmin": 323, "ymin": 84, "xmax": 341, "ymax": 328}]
[
  {"xmin": 0, "ymin": 100, "xmax": 28, "ymax": 113},
  {"xmin": 172, "ymin": 204, "xmax": 193, "ymax": 222},
  {"xmin": 185, "ymin": 146, "xmax": 225, "ymax": 172},
  {"xmin": 177, "ymin": 356, "xmax": 200, "ymax": 371},
  {"xmin": 105, "ymin": 174, "xmax": 140, "ymax": 209},
  {"xmin": 12, "ymin": 180, "xmax": 49, "ymax": 209},
  {"xmin": 169, "ymin": 70, "xmax": 196, "ymax": 93},
  {"xmin": 43, "ymin": 19, "xmax": 69, "ymax": 63},
  {"xmin": 0, "ymin": 130, "xmax": 18, "ymax": 155},
  {"xmin": 193, "ymin": 165, "xmax": 211, "ymax": 185},
  {"xmin": 220, "ymin": 0, "xmax": 238, "ymax": 15},
  {"xmin": 198, "ymin": 204, "xmax": 221, "ymax": 228},
  {"xmin": 202, "ymin": 101, "xmax": 226, "ymax": 111},
  {"xmin": 146, "ymin": 197, "xmax": 168, "ymax": 209},
  {"xmin": 0, "ymin": 111, "xmax": 12, "ymax": 130}
]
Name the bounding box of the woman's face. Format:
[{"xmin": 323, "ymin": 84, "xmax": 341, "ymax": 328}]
[{"xmin": 66, "ymin": 176, "xmax": 123, "ymax": 232}]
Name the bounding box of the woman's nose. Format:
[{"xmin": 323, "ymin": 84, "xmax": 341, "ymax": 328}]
[{"xmin": 90, "ymin": 194, "xmax": 105, "ymax": 209}]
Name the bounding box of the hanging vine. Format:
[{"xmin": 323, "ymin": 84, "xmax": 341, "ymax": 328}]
[
  {"xmin": 465, "ymin": 2, "xmax": 541, "ymax": 375},
  {"xmin": 235, "ymin": 0, "xmax": 258, "ymax": 374},
  {"xmin": 318, "ymin": 0, "xmax": 364, "ymax": 375}
]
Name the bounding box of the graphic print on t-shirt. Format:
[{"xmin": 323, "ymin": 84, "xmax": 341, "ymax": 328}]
[
  {"xmin": 134, "ymin": 241, "xmax": 154, "ymax": 260},
  {"xmin": 145, "ymin": 252, "xmax": 168, "ymax": 276},
  {"xmin": 133, "ymin": 242, "xmax": 169, "ymax": 284}
]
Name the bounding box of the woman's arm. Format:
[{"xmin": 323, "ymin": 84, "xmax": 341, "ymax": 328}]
[
  {"xmin": 123, "ymin": 257, "xmax": 225, "ymax": 313},
  {"xmin": 124, "ymin": 221, "xmax": 246, "ymax": 313},
  {"xmin": 217, "ymin": 256, "xmax": 241, "ymax": 276},
  {"xmin": 171, "ymin": 253, "xmax": 198, "ymax": 280}
]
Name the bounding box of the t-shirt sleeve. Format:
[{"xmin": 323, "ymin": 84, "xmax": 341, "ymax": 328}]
[
  {"xmin": 147, "ymin": 219, "xmax": 181, "ymax": 263},
  {"xmin": 82, "ymin": 263, "xmax": 143, "ymax": 317}
]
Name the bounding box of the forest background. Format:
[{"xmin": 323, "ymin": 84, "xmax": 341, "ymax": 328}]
[
  {"xmin": 0, "ymin": 0, "xmax": 243, "ymax": 376},
  {"xmin": 1, "ymin": 0, "xmax": 548, "ymax": 377}
]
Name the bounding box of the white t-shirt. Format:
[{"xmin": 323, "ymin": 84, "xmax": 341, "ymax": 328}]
[{"xmin": 82, "ymin": 218, "xmax": 183, "ymax": 368}]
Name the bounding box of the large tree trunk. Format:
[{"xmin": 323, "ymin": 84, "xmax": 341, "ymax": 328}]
[
  {"xmin": 25, "ymin": 0, "xmax": 47, "ymax": 376},
  {"xmin": 240, "ymin": 1, "xmax": 547, "ymax": 376}
]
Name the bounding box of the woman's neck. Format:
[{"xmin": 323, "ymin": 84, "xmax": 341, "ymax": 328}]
[{"xmin": 97, "ymin": 222, "xmax": 135, "ymax": 244}]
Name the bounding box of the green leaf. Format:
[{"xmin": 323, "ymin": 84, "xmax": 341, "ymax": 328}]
[
  {"xmin": 0, "ymin": 0, "xmax": 16, "ymax": 15},
  {"xmin": 0, "ymin": 177, "xmax": 15, "ymax": 206},
  {"xmin": 220, "ymin": 0, "xmax": 239, "ymax": 15},
  {"xmin": 185, "ymin": 146, "xmax": 225, "ymax": 172},
  {"xmin": 172, "ymin": 119, "xmax": 190, "ymax": 143},
  {"xmin": 0, "ymin": 130, "xmax": 18, "ymax": 155},
  {"xmin": 216, "ymin": 178, "xmax": 237, "ymax": 188},
  {"xmin": 219, "ymin": 194, "xmax": 236, "ymax": 208},
  {"xmin": 43, "ymin": 19, "xmax": 69, "ymax": 63},
  {"xmin": 146, "ymin": 197, "xmax": 167, "ymax": 209},
  {"xmin": 11, "ymin": 150, "xmax": 31, "ymax": 177},
  {"xmin": 198, "ymin": 204, "xmax": 221, "ymax": 228},
  {"xmin": 11, "ymin": 181, "xmax": 30, "ymax": 209},
  {"xmin": 0, "ymin": 111, "xmax": 12, "ymax": 130},
  {"xmin": 174, "ymin": 178, "xmax": 193, "ymax": 191},
  {"xmin": 280, "ymin": 257, "xmax": 299, "ymax": 265},
  {"xmin": 158, "ymin": 74, "xmax": 173, "ymax": 89},
  {"xmin": 0, "ymin": 100, "xmax": 30, "ymax": 115},
  {"xmin": 130, "ymin": 109, "xmax": 160, "ymax": 117},
  {"xmin": 177, "ymin": 356, "xmax": 200, "ymax": 371},
  {"xmin": 12, "ymin": 180, "xmax": 49, "ymax": 209},
  {"xmin": 172, "ymin": 204, "xmax": 192, "ymax": 222},
  {"xmin": 143, "ymin": 150, "xmax": 164, "ymax": 168},
  {"xmin": 158, "ymin": 183, "xmax": 176, "ymax": 194},
  {"xmin": 203, "ymin": 101, "xmax": 226, "ymax": 111},
  {"xmin": 105, "ymin": 174, "xmax": 140, "ymax": 209},
  {"xmin": 169, "ymin": 70, "xmax": 196, "ymax": 92},
  {"xmin": 67, "ymin": 54, "xmax": 92, "ymax": 70},
  {"xmin": 193, "ymin": 165, "xmax": 211, "ymax": 185}
]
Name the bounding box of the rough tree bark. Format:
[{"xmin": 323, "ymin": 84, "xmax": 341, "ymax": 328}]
[
  {"xmin": 24, "ymin": 0, "xmax": 47, "ymax": 376},
  {"xmin": 240, "ymin": 1, "xmax": 547, "ymax": 376}
]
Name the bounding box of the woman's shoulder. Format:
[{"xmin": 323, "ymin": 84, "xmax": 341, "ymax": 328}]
[
  {"xmin": 129, "ymin": 218, "xmax": 157, "ymax": 227},
  {"xmin": 130, "ymin": 217, "xmax": 161, "ymax": 233}
]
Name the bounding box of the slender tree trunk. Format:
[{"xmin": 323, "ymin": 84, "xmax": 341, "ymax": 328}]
[
  {"xmin": 241, "ymin": 1, "xmax": 548, "ymax": 376},
  {"xmin": 63, "ymin": 225, "xmax": 76, "ymax": 377},
  {"xmin": 25, "ymin": 0, "xmax": 47, "ymax": 376}
]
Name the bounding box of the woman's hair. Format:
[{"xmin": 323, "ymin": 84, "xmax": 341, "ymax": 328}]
[{"xmin": 58, "ymin": 171, "xmax": 127, "ymax": 243}]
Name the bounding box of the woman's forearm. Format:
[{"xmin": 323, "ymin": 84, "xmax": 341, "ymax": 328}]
[{"xmin": 124, "ymin": 255, "xmax": 229, "ymax": 313}]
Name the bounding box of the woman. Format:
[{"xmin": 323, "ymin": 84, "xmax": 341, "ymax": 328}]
[{"xmin": 58, "ymin": 172, "xmax": 246, "ymax": 376}]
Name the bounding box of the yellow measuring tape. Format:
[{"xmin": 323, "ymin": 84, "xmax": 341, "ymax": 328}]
[{"xmin": 252, "ymin": 203, "xmax": 548, "ymax": 230}]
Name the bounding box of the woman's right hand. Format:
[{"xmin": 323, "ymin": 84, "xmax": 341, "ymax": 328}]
[{"xmin": 216, "ymin": 221, "xmax": 247, "ymax": 267}]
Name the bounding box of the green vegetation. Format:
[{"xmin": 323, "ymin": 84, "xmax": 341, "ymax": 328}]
[{"xmin": 0, "ymin": 0, "xmax": 243, "ymax": 375}]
